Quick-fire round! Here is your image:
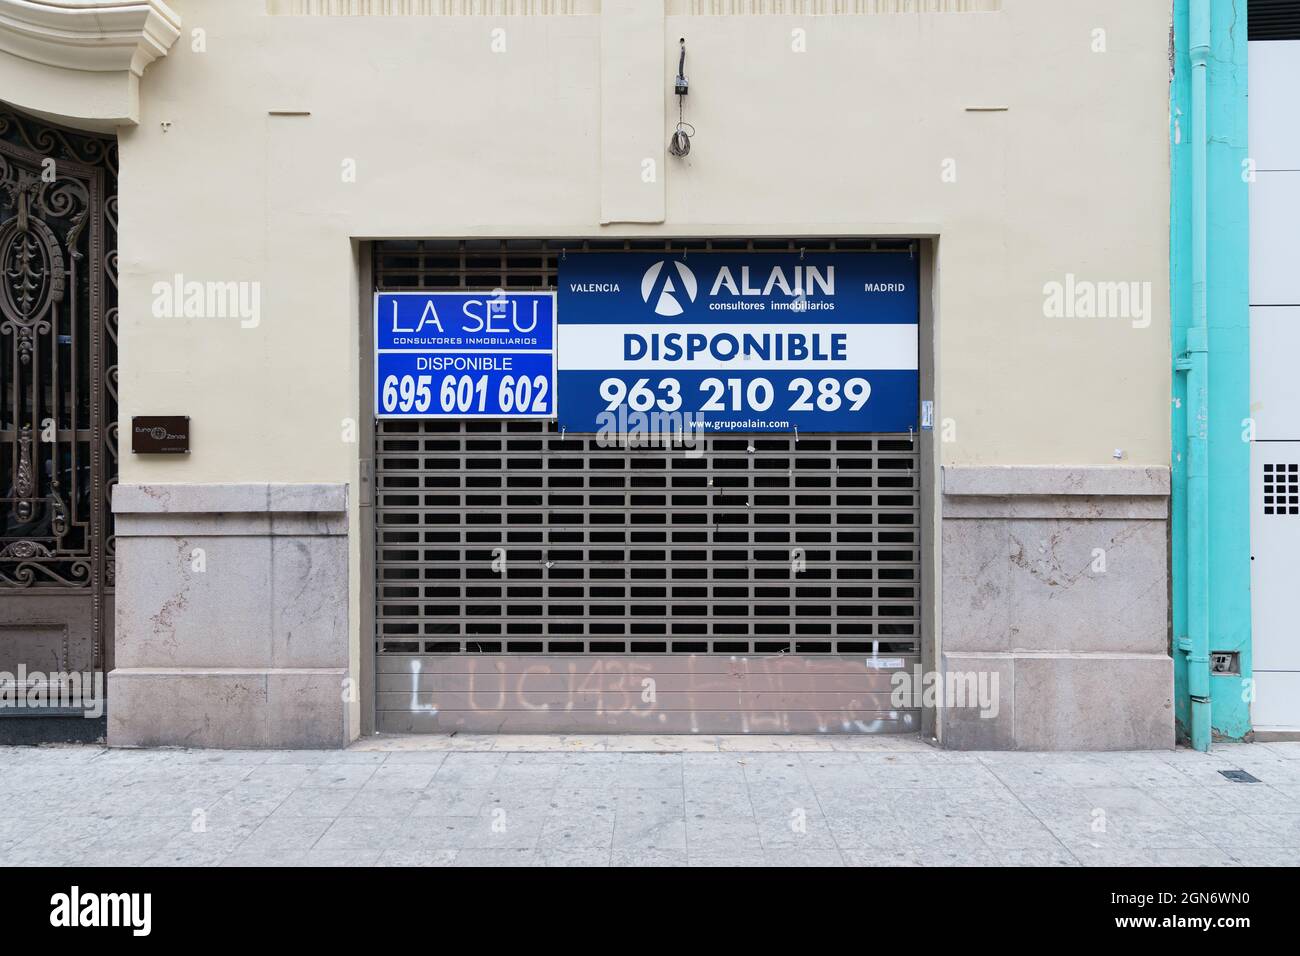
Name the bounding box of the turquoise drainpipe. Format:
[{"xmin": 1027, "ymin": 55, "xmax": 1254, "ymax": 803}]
[
  {"xmin": 1178, "ymin": 0, "xmax": 1213, "ymax": 752},
  {"xmin": 1170, "ymin": 0, "xmax": 1252, "ymax": 748}
]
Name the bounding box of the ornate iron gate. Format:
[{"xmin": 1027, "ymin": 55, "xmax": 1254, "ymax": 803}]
[{"xmin": 0, "ymin": 108, "xmax": 117, "ymax": 714}]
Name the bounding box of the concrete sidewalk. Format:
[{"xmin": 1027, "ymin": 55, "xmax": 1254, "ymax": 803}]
[{"xmin": 1, "ymin": 735, "xmax": 1297, "ymax": 867}]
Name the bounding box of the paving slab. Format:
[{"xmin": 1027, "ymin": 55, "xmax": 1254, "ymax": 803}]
[{"xmin": 0, "ymin": 737, "xmax": 1286, "ymax": 866}]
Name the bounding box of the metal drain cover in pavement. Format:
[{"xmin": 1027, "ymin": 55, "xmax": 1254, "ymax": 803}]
[{"xmin": 1219, "ymin": 770, "xmax": 1261, "ymax": 783}]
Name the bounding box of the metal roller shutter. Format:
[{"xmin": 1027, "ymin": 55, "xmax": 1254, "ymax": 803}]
[{"xmin": 373, "ymin": 239, "xmax": 922, "ymax": 734}]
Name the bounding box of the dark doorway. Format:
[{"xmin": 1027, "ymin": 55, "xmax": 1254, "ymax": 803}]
[{"xmin": 0, "ymin": 106, "xmax": 118, "ymax": 742}]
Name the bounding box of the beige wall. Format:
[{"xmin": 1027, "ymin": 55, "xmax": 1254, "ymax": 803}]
[
  {"xmin": 115, "ymin": 0, "xmax": 1171, "ymax": 486},
  {"xmin": 98, "ymin": 0, "xmax": 1170, "ymax": 739}
]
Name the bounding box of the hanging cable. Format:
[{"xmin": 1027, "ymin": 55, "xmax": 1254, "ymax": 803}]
[{"xmin": 668, "ymin": 38, "xmax": 693, "ymax": 157}]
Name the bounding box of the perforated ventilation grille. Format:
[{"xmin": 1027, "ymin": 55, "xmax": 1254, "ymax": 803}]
[
  {"xmin": 375, "ymin": 420, "xmax": 920, "ymax": 654},
  {"xmin": 1264, "ymin": 463, "xmax": 1299, "ymax": 516},
  {"xmin": 373, "ymin": 237, "xmax": 916, "ymax": 291},
  {"xmin": 1250, "ymin": 0, "xmax": 1300, "ymax": 40}
]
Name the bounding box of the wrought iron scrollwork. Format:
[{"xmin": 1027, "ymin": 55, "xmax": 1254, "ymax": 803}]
[{"xmin": 0, "ymin": 108, "xmax": 116, "ymax": 673}]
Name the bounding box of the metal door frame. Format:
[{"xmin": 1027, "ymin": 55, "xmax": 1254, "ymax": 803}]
[
  {"xmin": 362, "ymin": 236, "xmax": 933, "ymax": 735},
  {"xmin": 0, "ymin": 106, "xmax": 117, "ymax": 724}
]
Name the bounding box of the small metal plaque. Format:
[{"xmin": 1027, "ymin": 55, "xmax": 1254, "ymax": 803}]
[{"xmin": 131, "ymin": 416, "xmax": 190, "ymax": 454}]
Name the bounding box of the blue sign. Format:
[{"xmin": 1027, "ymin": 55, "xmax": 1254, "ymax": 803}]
[
  {"xmin": 375, "ymin": 292, "xmax": 556, "ymax": 418},
  {"xmin": 557, "ymin": 253, "xmax": 918, "ymax": 433}
]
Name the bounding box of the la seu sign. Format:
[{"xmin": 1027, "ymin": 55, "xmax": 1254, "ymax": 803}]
[
  {"xmin": 375, "ymin": 292, "xmax": 556, "ymax": 351},
  {"xmin": 387, "ymin": 294, "xmax": 544, "ymax": 335}
]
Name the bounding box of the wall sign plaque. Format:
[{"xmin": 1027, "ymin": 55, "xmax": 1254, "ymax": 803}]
[{"xmin": 131, "ymin": 416, "xmax": 190, "ymax": 454}]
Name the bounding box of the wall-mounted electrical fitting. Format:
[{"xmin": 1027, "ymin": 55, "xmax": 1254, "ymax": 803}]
[
  {"xmin": 1210, "ymin": 651, "xmax": 1240, "ymax": 675},
  {"xmin": 668, "ymin": 37, "xmax": 694, "ymax": 157}
]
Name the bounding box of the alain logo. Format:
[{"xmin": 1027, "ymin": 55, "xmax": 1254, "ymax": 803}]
[
  {"xmin": 49, "ymin": 886, "xmax": 151, "ymax": 937},
  {"xmin": 641, "ymin": 259, "xmax": 697, "ymax": 317}
]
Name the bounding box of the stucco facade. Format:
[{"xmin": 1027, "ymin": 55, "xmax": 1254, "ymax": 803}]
[{"xmin": 1, "ymin": 0, "xmax": 1175, "ymax": 748}]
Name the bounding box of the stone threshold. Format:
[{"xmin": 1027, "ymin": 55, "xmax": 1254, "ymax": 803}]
[{"xmin": 349, "ymin": 732, "xmax": 935, "ymax": 753}]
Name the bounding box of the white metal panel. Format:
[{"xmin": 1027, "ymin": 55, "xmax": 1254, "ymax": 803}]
[
  {"xmin": 1248, "ymin": 40, "xmax": 1300, "ymax": 171},
  {"xmin": 1249, "ymin": 306, "xmax": 1300, "ymax": 441},
  {"xmin": 1252, "ymin": 672, "xmax": 1300, "ymax": 732},
  {"xmin": 1250, "ymin": 439, "xmax": 1300, "ymax": 730},
  {"xmin": 1249, "ymin": 171, "xmax": 1300, "ymax": 306},
  {"xmin": 1249, "ymin": 41, "xmax": 1300, "ymax": 731}
]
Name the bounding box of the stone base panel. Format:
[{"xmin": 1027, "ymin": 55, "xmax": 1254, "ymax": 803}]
[
  {"xmin": 940, "ymin": 651, "xmax": 1174, "ymax": 751},
  {"xmin": 109, "ymin": 667, "xmax": 349, "ymax": 749},
  {"xmin": 108, "ymin": 483, "xmax": 349, "ymax": 749},
  {"xmin": 939, "ymin": 466, "xmax": 1173, "ymax": 750}
]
